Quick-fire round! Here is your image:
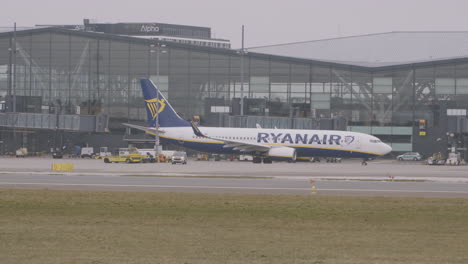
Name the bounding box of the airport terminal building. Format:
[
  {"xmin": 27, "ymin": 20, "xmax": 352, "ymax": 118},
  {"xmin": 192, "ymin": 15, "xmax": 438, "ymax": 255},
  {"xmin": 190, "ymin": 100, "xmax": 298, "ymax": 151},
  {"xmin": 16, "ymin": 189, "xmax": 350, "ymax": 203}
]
[{"xmin": 1, "ymin": 24, "xmax": 468, "ymax": 157}]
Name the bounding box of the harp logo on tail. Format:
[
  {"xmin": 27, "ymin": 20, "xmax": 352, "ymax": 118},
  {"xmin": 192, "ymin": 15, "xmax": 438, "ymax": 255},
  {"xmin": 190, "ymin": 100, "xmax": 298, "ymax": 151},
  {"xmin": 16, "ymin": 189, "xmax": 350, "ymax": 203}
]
[{"xmin": 145, "ymin": 98, "xmax": 166, "ymax": 120}]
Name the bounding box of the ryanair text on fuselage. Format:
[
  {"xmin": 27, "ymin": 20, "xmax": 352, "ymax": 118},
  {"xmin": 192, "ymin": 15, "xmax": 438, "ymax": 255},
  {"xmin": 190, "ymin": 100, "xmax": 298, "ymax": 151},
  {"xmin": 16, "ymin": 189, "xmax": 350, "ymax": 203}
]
[{"xmin": 257, "ymin": 132, "xmax": 354, "ymax": 145}]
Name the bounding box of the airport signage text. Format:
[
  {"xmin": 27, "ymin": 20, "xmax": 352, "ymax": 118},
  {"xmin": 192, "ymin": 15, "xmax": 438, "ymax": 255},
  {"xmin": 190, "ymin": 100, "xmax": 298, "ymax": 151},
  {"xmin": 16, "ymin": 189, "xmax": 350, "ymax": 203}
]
[{"xmin": 141, "ymin": 24, "xmax": 160, "ymax": 33}]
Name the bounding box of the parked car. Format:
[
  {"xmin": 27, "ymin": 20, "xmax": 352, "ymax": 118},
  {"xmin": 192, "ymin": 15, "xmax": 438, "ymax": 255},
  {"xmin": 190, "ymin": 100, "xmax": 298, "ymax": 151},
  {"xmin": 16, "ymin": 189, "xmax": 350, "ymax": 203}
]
[
  {"xmin": 171, "ymin": 152, "xmax": 187, "ymax": 165},
  {"xmin": 396, "ymin": 152, "xmax": 422, "ymax": 161},
  {"xmin": 52, "ymin": 151, "xmax": 63, "ymax": 159}
]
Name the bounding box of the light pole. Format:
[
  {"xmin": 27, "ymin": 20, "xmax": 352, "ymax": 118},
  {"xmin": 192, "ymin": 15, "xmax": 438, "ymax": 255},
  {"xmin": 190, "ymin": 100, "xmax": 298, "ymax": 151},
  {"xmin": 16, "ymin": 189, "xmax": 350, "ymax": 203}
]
[
  {"xmin": 7, "ymin": 23, "xmax": 18, "ymax": 150},
  {"xmin": 12, "ymin": 22, "xmax": 17, "ymax": 114},
  {"xmin": 150, "ymin": 43, "xmax": 167, "ymax": 160},
  {"xmin": 239, "ymin": 25, "xmax": 245, "ymax": 116}
]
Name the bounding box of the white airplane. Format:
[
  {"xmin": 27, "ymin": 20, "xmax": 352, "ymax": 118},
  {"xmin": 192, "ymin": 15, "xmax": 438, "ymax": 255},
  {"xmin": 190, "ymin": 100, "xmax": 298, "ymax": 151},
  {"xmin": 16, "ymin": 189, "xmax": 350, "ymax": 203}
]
[{"xmin": 124, "ymin": 79, "xmax": 392, "ymax": 163}]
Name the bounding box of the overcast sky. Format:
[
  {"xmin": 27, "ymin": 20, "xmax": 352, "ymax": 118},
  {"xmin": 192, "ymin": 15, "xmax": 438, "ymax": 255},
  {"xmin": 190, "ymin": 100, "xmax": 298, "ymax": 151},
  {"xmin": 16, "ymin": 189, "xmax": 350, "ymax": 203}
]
[{"xmin": 2, "ymin": 0, "xmax": 468, "ymax": 48}]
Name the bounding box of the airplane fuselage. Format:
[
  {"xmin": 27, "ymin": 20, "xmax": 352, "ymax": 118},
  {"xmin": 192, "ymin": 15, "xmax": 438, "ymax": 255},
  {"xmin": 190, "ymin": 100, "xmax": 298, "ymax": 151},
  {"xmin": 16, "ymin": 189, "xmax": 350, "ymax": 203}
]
[{"xmin": 155, "ymin": 127, "xmax": 390, "ymax": 159}]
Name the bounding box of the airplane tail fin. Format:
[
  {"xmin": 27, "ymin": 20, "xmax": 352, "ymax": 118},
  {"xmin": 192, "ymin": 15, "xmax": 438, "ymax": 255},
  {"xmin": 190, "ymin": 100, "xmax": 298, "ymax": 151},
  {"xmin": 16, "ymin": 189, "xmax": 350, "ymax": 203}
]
[{"xmin": 140, "ymin": 79, "xmax": 190, "ymax": 127}]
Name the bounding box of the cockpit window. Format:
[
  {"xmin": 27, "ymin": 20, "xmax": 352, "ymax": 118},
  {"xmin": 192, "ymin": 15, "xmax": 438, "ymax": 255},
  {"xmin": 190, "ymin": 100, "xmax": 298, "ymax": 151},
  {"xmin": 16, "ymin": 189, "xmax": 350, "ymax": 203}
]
[{"xmin": 369, "ymin": 139, "xmax": 382, "ymax": 143}]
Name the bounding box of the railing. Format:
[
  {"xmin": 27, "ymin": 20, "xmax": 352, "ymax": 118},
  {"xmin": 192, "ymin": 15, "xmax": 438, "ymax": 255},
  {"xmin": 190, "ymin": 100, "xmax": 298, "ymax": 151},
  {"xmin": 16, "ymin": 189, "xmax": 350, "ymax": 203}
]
[{"xmin": 0, "ymin": 112, "xmax": 109, "ymax": 132}]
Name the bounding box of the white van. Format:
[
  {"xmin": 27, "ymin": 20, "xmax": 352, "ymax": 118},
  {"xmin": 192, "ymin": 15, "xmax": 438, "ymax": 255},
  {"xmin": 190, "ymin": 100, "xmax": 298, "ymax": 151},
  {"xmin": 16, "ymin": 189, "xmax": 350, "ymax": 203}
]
[
  {"xmin": 239, "ymin": 155, "xmax": 253, "ymax": 161},
  {"xmin": 171, "ymin": 152, "xmax": 187, "ymax": 164}
]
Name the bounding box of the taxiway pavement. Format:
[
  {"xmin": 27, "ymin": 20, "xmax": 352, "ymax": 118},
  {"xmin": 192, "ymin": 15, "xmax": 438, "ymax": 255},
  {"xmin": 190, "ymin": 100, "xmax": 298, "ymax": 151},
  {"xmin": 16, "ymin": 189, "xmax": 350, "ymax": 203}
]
[
  {"xmin": 1, "ymin": 157, "xmax": 467, "ymax": 198},
  {"xmin": 1, "ymin": 173, "xmax": 468, "ymax": 198}
]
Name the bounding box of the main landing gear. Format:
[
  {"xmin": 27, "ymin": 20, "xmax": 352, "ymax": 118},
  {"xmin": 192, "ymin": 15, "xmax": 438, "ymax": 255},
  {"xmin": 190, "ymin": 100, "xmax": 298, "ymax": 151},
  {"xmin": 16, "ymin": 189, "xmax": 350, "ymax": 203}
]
[
  {"xmin": 252, "ymin": 156, "xmax": 272, "ymax": 164},
  {"xmin": 253, "ymin": 156, "xmax": 262, "ymax": 163}
]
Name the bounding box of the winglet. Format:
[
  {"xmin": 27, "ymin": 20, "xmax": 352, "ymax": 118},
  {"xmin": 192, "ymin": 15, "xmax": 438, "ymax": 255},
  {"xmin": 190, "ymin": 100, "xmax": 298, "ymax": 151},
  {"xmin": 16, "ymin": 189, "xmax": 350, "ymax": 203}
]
[{"xmin": 190, "ymin": 121, "xmax": 205, "ymax": 137}]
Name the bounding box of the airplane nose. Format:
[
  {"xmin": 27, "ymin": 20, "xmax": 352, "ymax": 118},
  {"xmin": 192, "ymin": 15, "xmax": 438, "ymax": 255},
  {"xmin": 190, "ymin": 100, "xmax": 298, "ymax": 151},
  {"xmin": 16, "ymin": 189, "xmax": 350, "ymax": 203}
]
[{"xmin": 382, "ymin": 143, "xmax": 392, "ymax": 155}]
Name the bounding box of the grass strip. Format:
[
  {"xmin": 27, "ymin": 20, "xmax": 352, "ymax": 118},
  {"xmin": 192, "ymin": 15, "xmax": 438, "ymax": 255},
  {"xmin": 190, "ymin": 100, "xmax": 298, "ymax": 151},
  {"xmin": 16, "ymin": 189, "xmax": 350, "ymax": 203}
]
[{"xmin": 1, "ymin": 189, "xmax": 467, "ymax": 264}]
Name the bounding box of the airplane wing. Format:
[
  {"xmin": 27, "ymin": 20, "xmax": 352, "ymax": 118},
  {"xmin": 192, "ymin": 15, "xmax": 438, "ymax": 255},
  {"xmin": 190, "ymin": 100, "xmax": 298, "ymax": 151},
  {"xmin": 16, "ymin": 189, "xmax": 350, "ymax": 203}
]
[
  {"xmin": 122, "ymin": 123, "xmax": 165, "ymax": 134},
  {"xmin": 190, "ymin": 121, "xmax": 271, "ymax": 152}
]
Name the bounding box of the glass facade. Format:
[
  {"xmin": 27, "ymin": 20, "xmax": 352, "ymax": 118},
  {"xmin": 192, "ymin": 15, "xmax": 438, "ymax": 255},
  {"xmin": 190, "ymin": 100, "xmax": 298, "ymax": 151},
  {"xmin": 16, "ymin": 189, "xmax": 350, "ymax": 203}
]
[{"xmin": 1, "ymin": 29, "xmax": 468, "ymax": 155}]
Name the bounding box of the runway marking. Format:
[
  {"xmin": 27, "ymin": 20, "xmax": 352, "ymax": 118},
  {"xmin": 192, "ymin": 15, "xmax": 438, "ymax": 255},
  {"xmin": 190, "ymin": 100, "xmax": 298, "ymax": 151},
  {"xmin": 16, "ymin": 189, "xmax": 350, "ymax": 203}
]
[
  {"xmin": 2, "ymin": 172, "xmax": 468, "ymax": 183},
  {"xmin": 1, "ymin": 182, "xmax": 468, "ymax": 194}
]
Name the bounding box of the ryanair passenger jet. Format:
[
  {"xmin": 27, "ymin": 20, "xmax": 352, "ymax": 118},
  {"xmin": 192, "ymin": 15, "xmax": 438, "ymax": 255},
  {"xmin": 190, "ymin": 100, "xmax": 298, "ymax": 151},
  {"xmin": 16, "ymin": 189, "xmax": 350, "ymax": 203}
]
[{"xmin": 124, "ymin": 79, "xmax": 392, "ymax": 163}]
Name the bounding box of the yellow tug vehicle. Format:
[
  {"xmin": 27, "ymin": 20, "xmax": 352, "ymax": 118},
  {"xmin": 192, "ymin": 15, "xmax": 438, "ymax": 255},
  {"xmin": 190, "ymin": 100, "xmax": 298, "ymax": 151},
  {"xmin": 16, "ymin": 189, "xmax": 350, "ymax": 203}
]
[{"xmin": 103, "ymin": 147, "xmax": 146, "ymax": 163}]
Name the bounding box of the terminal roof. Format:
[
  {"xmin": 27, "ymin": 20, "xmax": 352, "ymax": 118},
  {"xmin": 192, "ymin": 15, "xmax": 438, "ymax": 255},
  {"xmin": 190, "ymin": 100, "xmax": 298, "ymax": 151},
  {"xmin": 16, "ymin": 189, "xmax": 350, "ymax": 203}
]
[{"xmin": 248, "ymin": 31, "xmax": 468, "ymax": 67}]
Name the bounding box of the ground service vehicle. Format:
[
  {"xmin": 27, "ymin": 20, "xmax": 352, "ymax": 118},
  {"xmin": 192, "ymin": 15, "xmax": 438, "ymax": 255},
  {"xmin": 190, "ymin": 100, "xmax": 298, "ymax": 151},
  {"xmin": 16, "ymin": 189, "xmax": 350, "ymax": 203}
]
[
  {"xmin": 80, "ymin": 147, "xmax": 94, "ymax": 158},
  {"xmin": 141, "ymin": 152, "xmax": 156, "ymax": 163},
  {"xmin": 171, "ymin": 152, "xmax": 187, "ymax": 164},
  {"xmin": 94, "ymin": 147, "xmax": 112, "ymax": 159},
  {"xmin": 397, "ymin": 152, "xmax": 422, "ymax": 161},
  {"xmin": 446, "ymin": 152, "xmax": 461, "ymax": 165},
  {"xmin": 137, "ymin": 149, "xmax": 175, "ymax": 162},
  {"xmin": 239, "ymin": 155, "xmax": 253, "ymax": 161},
  {"xmin": 197, "ymin": 153, "xmax": 209, "ymax": 161},
  {"xmin": 15, "ymin": 148, "xmax": 28, "ymax": 158},
  {"xmin": 103, "ymin": 148, "xmax": 146, "ymax": 163},
  {"xmin": 427, "ymin": 152, "xmax": 445, "ymax": 165}
]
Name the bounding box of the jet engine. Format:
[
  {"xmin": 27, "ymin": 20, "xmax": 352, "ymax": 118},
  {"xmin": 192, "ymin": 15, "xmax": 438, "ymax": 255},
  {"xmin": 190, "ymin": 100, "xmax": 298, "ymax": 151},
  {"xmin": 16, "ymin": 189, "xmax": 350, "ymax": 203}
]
[{"xmin": 267, "ymin": 147, "xmax": 297, "ymax": 162}]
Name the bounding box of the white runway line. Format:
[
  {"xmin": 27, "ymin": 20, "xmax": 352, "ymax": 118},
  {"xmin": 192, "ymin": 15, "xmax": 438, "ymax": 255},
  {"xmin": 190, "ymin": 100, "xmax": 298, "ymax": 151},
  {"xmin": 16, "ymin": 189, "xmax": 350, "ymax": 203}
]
[
  {"xmin": 2, "ymin": 171, "xmax": 468, "ymax": 183},
  {"xmin": 277, "ymin": 176, "xmax": 468, "ymax": 183},
  {"xmin": 1, "ymin": 182, "xmax": 468, "ymax": 194}
]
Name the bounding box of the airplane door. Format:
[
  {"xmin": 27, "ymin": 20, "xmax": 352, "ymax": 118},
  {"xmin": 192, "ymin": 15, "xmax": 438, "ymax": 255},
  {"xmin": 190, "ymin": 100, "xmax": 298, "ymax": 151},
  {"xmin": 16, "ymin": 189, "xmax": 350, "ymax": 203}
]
[{"xmin": 355, "ymin": 137, "xmax": 361, "ymax": 150}]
